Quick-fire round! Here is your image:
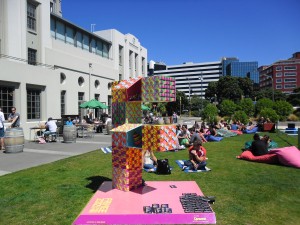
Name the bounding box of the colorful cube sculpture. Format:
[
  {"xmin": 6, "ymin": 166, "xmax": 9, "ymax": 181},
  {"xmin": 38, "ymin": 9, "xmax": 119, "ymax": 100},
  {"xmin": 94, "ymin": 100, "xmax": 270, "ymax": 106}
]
[
  {"xmin": 142, "ymin": 124, "xmax": 177, "ymax": 152},
  {"xmin": 111, "ymin": 75, "xmax": 177, "ymax": 192},
  {"xmin": 142, "ymin": 76, "xmax": 176, "ymax": 102}
]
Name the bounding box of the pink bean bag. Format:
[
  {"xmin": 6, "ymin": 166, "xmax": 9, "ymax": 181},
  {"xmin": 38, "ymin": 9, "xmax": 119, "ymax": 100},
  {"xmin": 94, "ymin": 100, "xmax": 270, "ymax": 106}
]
[
  {"xmin": 269, "ymin": 146, "xmax": 300, "ymax": 169},
  {"xmin": 237, "ymin": 150, "xmax": 279, "ymax": 164}
]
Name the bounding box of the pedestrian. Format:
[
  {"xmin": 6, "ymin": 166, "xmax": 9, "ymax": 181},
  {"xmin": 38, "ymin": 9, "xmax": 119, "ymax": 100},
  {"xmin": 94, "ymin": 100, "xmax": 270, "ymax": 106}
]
[
  {"xmin": 8, "ymin": 107, "xmax": 20, "ymax": 128},
  {"xmin": 172, "ymin": 112, "xmax": 178, "ymax": 123},
  {"xmin": 0, "ymin": 108, "xmax": 5, "ymax": 150}
]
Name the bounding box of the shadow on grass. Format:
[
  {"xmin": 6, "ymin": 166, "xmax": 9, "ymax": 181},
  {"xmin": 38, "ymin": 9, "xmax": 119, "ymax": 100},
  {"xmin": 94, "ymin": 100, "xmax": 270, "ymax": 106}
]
[{"xmin": 85, "ymin": 176, "xmax": 112, "ymax": 192}]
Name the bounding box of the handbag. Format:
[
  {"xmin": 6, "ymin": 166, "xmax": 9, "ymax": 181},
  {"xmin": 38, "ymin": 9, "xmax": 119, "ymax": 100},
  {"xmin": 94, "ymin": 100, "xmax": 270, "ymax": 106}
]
[{"xmin": 156, "ymin": 159, "xmax": 171, "ymax": 175}]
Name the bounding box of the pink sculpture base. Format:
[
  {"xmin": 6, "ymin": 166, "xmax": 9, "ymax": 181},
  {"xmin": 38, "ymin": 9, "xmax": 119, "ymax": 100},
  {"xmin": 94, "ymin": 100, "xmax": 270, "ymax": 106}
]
[{"xmin": 73, "ymin": 181, "xmax": 216, "ymax": 224}]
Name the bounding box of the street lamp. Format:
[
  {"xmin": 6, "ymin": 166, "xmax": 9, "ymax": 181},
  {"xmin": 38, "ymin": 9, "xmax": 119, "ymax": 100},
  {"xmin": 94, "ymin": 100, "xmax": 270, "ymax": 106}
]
[
  {"xmin": 261, "ymin": 74, "xmax": 274, "ymax": 102},
  {"xmin": 199, "ymin": 72, "xmax": 203, "ymax": 113},
  {"xmin": 89, "ymin": 63, "xmax": 92, "ymax": 100},
  {"xmin": 186, "ymin": 77, "xmax": 191, "ymax": 117}
]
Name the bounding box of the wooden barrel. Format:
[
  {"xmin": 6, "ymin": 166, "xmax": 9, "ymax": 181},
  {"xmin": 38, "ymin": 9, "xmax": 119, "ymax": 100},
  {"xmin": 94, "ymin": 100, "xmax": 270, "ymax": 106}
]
[
  {"xmin": 4, "ymin": 127, "xmax": 25, "ymax": 153},
  {"xmin": 63, "ymin": 125, "xmax": 76, "ymax": 143}
]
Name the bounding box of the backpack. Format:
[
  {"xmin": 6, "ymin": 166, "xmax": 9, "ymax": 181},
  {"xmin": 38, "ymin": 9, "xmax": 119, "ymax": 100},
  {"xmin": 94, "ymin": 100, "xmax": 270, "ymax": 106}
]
[{"xmin": 156, "ymin": 159, "xmax": 171, "ymax": 175}]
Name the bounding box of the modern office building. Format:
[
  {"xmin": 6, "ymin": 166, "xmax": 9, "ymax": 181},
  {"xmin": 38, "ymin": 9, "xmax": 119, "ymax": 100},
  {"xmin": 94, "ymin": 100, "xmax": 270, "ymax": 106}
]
[
  {"xmin": 0, "ymin": 0, "xmax": 147, "ymax": 139},
  {"xmin": 153, "ymin": 61, "xmax": 222, "ymax": 99},
  {"xmin": 222, "ymin": 57, "xmax": 259, "ymax": 84},
  {"xmin": 258, "ymin": 52, "xmax": 300, "ymax": 94}
]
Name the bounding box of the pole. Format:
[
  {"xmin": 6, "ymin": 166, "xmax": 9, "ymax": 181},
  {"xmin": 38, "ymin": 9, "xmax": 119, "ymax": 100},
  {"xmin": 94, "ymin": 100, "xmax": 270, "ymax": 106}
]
[
  {"xmin": 188, "ymin": 78, "xmax": 191, "ymax": 117},
  {"xmin": 180, "ymin": 97, "xmax": 182, "ymax": 118},
  {"xmin": 89, "ymin": 63, "xmax": 92, "ymax": 100}
]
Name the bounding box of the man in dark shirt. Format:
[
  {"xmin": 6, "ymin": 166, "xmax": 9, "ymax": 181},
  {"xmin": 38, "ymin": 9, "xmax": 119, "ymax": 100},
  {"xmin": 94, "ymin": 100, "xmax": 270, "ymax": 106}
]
[{"xmin": 250, "ymin": 133, "xmax": 268, "ymax": 156}]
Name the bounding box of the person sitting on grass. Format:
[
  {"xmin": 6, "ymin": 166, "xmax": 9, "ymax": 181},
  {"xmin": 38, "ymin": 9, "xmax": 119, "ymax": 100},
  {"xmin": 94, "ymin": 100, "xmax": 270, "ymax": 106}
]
[
  {"xmin": 178, "ymin": 124, "xmax": 190, "ymax": 146},
  {"xmin": 183, "ymin": 140, "xmax": 207, "ymax": 171},
  {"xmin": 250, "ymin": 133, "xmax": 268, "ymax": 156},
  {"xmin": 143, "ymin": 149, "xmax": 157, "ymax": 172}
]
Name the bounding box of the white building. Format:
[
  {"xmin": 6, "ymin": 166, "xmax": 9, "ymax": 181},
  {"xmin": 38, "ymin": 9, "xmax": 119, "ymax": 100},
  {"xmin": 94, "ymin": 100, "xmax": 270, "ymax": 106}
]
[
  {"xmin": 153, "ymin": 61, "xmax": 222, "ymax": 99},
  {"xmin": 0, "ymin": 0, "xmax": 147, "ymax": 139}
]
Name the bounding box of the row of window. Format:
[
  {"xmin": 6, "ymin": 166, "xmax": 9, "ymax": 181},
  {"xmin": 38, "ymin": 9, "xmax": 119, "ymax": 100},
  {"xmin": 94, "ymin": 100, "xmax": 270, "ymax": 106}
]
[
  {"xmin": 275, "ymin": 65, "xmax": 297, "ymax": 71},
  {"xmin": 27, "ymin": 2, "xmax": 36, "ymax": 31},
  {"xmin": 276, "ymin": 72, "xmax": 297, "ymax": 77},
  {"xmin": 276, "ymin": 78, "xmax": 297, "ymax": 83},
  {"xmin": 276, "ymin": 84, "xmax": 297, "ymax": 89},
  {"xmin": 50, "ymin": 17, "xmax": 110, "ymax": 58}
]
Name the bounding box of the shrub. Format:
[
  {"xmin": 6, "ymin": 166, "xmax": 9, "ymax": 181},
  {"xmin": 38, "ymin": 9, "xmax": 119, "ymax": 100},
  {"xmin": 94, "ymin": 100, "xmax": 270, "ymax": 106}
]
[
  {"xmin": 255, "ymin": 98, "xmax": 274, "ymax": 115},
  {"xmin": 219, "ymin": 99, "xmax": 237, "ymax": 117},
  {"xmin": 238, "ymin": 98, "xmax": 255, "ymax": 117},
  {"xmin": 232, "ymin": 110, "xmax": 249, "ymax": 125},
  {"xmin": 202, "ymin": 103, "xmax": 218, "ymax": 124},
  {"xmin": 273, "ymin": 100, "xmax": 293, "ymax": 121},
  {"xmin": 287, "ymin": 114, "xmax": 299, "ymax": 121},
  {"xmin": 259, "ymin": 108, "xmax": 279, "ymax": 122}
]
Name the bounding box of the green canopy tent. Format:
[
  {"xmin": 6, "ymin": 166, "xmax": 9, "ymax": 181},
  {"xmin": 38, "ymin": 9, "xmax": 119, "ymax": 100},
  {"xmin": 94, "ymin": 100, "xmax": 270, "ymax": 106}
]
[
  {"xmin": 141, "ymin": 104, "xmax": 150, "ymax": 111},
  {"xmin": 80, "ymin": 99, "xmax": 108, "ymax": 109}
]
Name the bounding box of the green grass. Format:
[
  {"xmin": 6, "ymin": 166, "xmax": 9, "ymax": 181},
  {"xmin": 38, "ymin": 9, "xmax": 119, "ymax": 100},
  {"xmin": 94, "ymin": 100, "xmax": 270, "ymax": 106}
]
[{"xmin": 0, "ymin": 132, "xmax": 299, "ymax": 225}]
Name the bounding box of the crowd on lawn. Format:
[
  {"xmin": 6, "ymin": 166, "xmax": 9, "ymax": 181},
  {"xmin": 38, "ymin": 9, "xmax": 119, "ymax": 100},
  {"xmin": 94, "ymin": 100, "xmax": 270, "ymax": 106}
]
[{"xmin": 142, "ymin": 116, "xmax": 278, "ymax": 172}]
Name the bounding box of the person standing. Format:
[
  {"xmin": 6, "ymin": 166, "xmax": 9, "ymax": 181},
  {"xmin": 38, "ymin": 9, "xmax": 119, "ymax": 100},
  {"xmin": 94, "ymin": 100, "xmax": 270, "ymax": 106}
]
[
  {"xmin": 0, "ymin": 108, "xmax": 5, "ymax": 150},
  {"xmin": 172, "ymin": 112, "xmax": 178, "ymax": 123},
  {"xmin": 8, "ymin": 107, "xmax": 20, "ymax": 128}
]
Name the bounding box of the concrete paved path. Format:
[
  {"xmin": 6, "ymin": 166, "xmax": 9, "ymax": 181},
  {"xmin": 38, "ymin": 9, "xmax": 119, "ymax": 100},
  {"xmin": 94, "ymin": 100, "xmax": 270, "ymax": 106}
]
[{"xmin": 0, "ymin": 133, "xmax": 112, "ymax": 176}]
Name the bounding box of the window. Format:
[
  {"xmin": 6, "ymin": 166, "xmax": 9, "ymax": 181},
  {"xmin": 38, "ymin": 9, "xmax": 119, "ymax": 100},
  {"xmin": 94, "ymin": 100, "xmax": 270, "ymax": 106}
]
[
  {"xmin": 284, "ymin": 78, "xmax": 296, "ymax": 83},
  {"xmin": 96, "ymin": 41, "xmax": 103, "ymax": 56},
  {"xmin": 129, "ymin": 51, "xmax": 133, "ymax": 69},
  {"xmin": 78, "ymin": 77, "xmax": 84, "ymax": 86},
  {"xmin": 83, "ymin": 34, "xmax": 89, "ymax": 51},
  {"xmin": 28, "ymin": 48, "xmax": 37, "ymax": 65},
  {"xmin": 276, "ymin": 72, "xmax": 282, "ymax": 77},
  {"xmin": 0, "ymin": 87, "xmax": 14, "ymax": 119},
  {"xmin": 135, "ymin": 53, "xmax": 138, "ymax": 72},
  {"xmin": 66, "ymin": 26, "xmax": 74, "ymax": 45},
  {"xmin": 276, "ymin": 85, "xmax": 282, "ymax": 89},
  {"xmin": 103, "ymin": 43, "xmax": 109, "ymax": 58},
  {"xmin": 27, "ymin": 89, "xmax": 41, "ymax": 119},
  {"xmin": 94, "ymin": 80, "xmax": 100, "ymax": 89},
  {"xmin": 91, "ymin": 39, "xmax": 96, "ymax": 53},
  {"xmin": 50, "ymin": 2, "xmax": 53, "ymax": 12},
  {"xmin": 61, "ymin": 90, "xmax": 66, "ymax": 116},
  {"xmin": 50, "ymin": 17, "xmax": 56, "ymax": 37},
  {"xmin": 275, "ymin": 66, "xmax": 282, "ymax": 71},
  {"xmin": 119, "ymin": 74, "xmax": 122, "ymax": 81},
  {"xmin": 142, "ymin": 57, "xmax": 145, "ymax": 74},
  {"xmin": 78, "ymin": 92, "xmax": 84, "ymax": 116},
  {"xmin": 284, "ymin": 84, "xmax": 296, "ymax": 89},
  {"xmin": 27, "ymin": 2, "xmax": 36, "ymax": 31},
  {"xmin": 119, "ymin": 45, "xmax": 123, "ymax": 66},
  {"xmin": 76, "ymin": 31, "xmax": 82, "ymax": 48},
  {"xmin": 276, "ymin": 78, "xmax": 282, "ymax": 83},
  {"xmin": 56, "ymin": 20, "xmax": 65, "ymax": 41},
  {"xmin": 284, "ymin": 66, "xmax": 296, "ymax": 70},
  {"xmin": 60, "ymin": 73, "xmax": 66, "ymax": 84},
  {"xmin": 284, "ymin": 72, "xmax": 296, "ymax": 77}
]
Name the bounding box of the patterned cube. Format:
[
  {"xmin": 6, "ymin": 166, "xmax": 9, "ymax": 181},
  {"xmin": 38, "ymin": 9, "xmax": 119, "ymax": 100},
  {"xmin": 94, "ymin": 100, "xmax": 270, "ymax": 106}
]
[
  {"xmin": 112, "ymin": 147, "xmax": 142, "ymax": 170},
  {"xmin": 142, "ymin": 125, "xmax": 177, "ymax": 152},
  {"xmin": 112, "ymin": 167, "xmax": 142, "ymax": 191},
  {"xmin": 142, "ymin": 76, "xmax": 176, "ymax": 102}
]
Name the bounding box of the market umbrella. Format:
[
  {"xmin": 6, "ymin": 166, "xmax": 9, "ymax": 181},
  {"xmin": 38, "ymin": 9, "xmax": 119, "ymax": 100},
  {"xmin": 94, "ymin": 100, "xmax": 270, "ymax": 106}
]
[
  {"xmin": 141, "ymin": 104, "xmax": 150, "ymax": 110},
  {"xmin": 80, "ymin": 99, "xmax": 108, "ymax": 109}
]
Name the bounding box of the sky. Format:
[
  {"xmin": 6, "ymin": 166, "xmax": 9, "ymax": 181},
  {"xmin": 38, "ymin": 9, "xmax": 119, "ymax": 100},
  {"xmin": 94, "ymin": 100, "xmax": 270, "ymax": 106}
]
[{"xmin": 62, "ymin": 0, "xmax": 300, "ymax": 67}]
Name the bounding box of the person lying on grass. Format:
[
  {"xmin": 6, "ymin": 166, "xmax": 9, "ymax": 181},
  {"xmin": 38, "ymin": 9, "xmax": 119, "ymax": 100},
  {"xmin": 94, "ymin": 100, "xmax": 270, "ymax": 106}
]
[{"xmin": 183, "ymin": 140, "xmax": 207, "ymax": 171}]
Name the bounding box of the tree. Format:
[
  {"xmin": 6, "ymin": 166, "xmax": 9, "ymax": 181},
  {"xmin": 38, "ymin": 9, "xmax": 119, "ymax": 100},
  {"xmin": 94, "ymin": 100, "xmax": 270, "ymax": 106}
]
[
  {"xmin": 202, "ymin": 103, "xmax": 218, "ymax": 124},
  {"xmin": 255, "ymin": 98, "xmax": 274, "ymax": 115},
  {"xmin": 219, "ymin": 99, "xmax": 237, "ymax": 117},
  {"xmin": 166, "ymin": 90, "xmax": 188, "ymax": 115},
  {"xmin": 287, "ymin": 87, "xmax": 300, "ymax": 106},
  {"xmin": 190, "ymin": 95, "xmax": 209, "ymax": 117},
  {"xmin": 205, "ymin": 82, "xmax": 217, "ymax": 101},
  {"xmin": 216, "ymin": 76, "xmax": 243, "ymax": 102},
  {"xmin": 238, "ymin": 98, "xmax": 255, "ymax": 117},
  {"xmin": 259, "ymin": 108, "xmax": 279, "ymax": 123},
  {"xmin": 237, "ymin": 77, "xmax": 253, "ymax": 98},
  {"xmin": 273, "ymin": 100, "xmax": 293, "ymax": 121},
  {"xmin": 252, "ymin": 88, "xmax": 287, "ymax": 101},
  {"xmin": 232, "ymin": 110, "xmax": 249, "ymax": 125}
]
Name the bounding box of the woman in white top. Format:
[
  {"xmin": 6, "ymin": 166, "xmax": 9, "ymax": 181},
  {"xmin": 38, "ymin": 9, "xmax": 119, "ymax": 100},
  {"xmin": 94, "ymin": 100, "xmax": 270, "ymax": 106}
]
[{"xmin": 143, "ymin": 149, "xmax": 157, "ymax": 170}]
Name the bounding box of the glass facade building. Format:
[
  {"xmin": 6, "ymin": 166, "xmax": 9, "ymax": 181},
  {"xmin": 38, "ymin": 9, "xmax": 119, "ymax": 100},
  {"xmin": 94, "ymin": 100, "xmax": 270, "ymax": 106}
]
[{"xmin": 222, "ymin": 58, "xmax": 259, "ymax": 84}]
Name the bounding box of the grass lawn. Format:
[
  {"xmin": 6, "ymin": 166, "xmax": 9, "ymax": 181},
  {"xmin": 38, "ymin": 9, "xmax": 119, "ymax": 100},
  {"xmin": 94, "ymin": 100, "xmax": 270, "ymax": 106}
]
[{"xmin": 0, "ymin": 131, "xmax": 299, "ymax": 225}]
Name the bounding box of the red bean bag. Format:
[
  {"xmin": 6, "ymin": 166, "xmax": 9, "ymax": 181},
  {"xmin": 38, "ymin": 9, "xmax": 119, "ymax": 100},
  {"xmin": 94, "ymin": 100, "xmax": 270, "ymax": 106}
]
[
  {"xmin": 269, "ymin": 146, "xmax": 300, "ymax": 169},
  {"xmin": 237, "ymin": 150, "xmax": 279, "ymax": 164},
  {"xmin": 230, "ymin": 130, "xmax": 243, "ymax": 135}
]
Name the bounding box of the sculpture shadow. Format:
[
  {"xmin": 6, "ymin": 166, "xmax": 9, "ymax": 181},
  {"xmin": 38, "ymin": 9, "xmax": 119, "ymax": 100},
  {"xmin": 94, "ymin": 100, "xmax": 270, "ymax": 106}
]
[{"xmin": 85, "ymin": 176, "xmax": 112, "ymax": 192}]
